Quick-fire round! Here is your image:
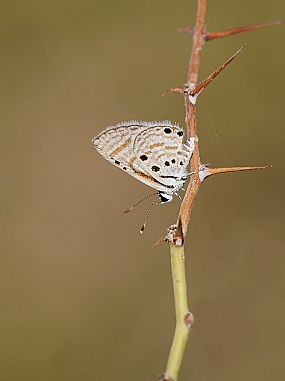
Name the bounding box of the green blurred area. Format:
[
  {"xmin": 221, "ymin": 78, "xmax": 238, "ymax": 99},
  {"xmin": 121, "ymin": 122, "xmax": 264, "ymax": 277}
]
[{"xmin": 2, "ymin": 1, "xmax": 285, "ymax": 380}]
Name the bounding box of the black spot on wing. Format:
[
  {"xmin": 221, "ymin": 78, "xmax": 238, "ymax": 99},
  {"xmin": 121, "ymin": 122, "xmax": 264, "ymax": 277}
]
[
  {"xmin": 151, "ymin": 165, "xmax": 160, "ymax": 172},
  {"xmin": 164, "ymin": 128, "xmax": 172, "ymax": 134}
]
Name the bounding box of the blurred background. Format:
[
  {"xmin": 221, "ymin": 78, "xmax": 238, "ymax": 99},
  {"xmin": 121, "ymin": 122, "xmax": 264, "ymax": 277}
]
[{"xmin": 3, "ymin": 1, "xmax": 285, "ymax": 380}]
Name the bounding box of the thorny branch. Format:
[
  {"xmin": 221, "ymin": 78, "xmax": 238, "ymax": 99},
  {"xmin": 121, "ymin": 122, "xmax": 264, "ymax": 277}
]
[
  {"xmin": 164, "ymin": 6, "xmax": 280, "ymax": 245},
  {"xmin": 160, "ymin": 1, "xmax": 281, "ymax": 380}
]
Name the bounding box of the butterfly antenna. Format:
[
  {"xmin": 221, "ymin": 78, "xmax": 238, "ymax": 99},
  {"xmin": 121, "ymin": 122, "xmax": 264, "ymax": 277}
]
[
  {"xmin": 124, "ymin": 192, "xmax": 157, "ymax": 213},
  {"xmin": 140, "ymin": 196, "xmax": 157, "ymax": 234}
]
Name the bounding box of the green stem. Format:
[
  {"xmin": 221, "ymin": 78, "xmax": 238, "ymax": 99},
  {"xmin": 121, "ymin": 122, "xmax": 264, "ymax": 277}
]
[{"xmin": 165, "ymin": 243, "xmax": 191, "ymax": 381}]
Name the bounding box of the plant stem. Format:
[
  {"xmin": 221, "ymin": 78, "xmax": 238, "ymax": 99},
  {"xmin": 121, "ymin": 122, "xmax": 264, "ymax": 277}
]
[
  {"xmin": 165, "ymin": 243, "xmax": 191, "ymax": 381},
  {"xmin": 161, "ymin": 1, "xmax": 279, "ymax": 379}
]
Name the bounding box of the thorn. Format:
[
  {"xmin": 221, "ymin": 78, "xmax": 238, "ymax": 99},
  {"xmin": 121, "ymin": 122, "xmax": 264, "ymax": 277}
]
[
  {"xmin": 190, "ymin": 44, "xmax": 246, "ymax": 96},
  {"xmin": 175, "ymin": 26, "xmax": 195, "ymax": 35},
  {"xmin": 162, "ymin": 87, "xmax": 184, "ymax": 97},
  {"xmin": 152, "ymin": 236, "xmax": 167, "ymax": 248},
  {"xmin": 206, "ymin": 19, "xmax": 284, "ymax": 41},
  {"xmin": 206, "ymin": 165, "xmax": 272, "ymax": 177}
]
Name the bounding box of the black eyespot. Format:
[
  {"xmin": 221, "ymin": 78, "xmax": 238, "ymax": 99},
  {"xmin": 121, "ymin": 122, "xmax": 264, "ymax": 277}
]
[
  {"xmin": 164, "ymin": 128, "xmax": 172, "ymax": 134},
  {"xmin": 140, "ymin": 154, "xmax": 148, "ymax": 161},
  {"xmin": 165, "ymin": 161, "xmax": 170, "ymax": 166},
  {"xmin": 151, "ymin": 165, "xmax": 160, "ymax": 172},
  {"xmin": 177, "ymin": 131, "xmax": 183, "ymax": 137},
  {"xmin": 123, "ymin": 167, "xmax": 127, "ymax": 170},
  {"xmin": 115, "ymin": 160, "xmax": 120, "ymax": 165},
  {"xmin": 171, "ymin": 159, "xmax": 176, "ymax": 164},
  {"xmin": 180, "ymin": 161, "xmax": 183, "ymax": 166}
]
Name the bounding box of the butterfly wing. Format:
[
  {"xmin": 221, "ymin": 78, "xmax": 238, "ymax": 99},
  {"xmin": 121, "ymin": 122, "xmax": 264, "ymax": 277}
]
[
  {"xmin": 92, "ymin": 121, "xmax": 194, "ymax": 194},
  {"xmin": 133, "ymin": 123, "xmax": 193, "ymax": 192},
  {"xmin": 92, "ymin": 121, "xmax": 173, "ymax": 192},
  {"xmin": 92, "ymin": 121, "xmax": 145, "ymax": 173}
]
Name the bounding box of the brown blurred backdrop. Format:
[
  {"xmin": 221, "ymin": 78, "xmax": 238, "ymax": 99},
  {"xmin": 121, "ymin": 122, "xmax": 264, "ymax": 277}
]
[{"xmin": 2, "ymin": 1, "xmax": 285, "ymax": 381}]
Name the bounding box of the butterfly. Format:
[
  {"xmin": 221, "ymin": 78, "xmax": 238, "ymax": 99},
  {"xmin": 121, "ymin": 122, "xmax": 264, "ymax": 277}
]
[{"xmin": 92, "ymin": 121, "xmax": 195, "ymax": 205}]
